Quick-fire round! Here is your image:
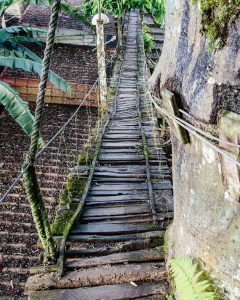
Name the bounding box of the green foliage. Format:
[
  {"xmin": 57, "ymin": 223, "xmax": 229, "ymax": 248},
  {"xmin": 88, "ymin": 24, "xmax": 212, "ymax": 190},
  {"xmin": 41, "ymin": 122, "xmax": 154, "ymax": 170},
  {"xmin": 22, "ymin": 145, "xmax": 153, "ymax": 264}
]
[
  {"xmin": 143, "ymin": 24, "xmax": 154, "ymax": 52},
  {"xmin": 61, "ymin": 1, "xmax": 91, "ymax": 26},
  {"xmin": 0, "ymin": 81, "xmax": 44, "ymax": 147},
  {"xmin": 83, "ymin": 0, "xmax": 165, "ymax": 25},
  {"xmin": 193, "ymin": 0, "xmax": 240, "ymax": 50},
  {"xmin": 0, "ymin": 25, "xmax": 71, "ymax": 140},
  {"xmin": 170, "ymin": 257, "xmax": 222, "ymax": 300}
]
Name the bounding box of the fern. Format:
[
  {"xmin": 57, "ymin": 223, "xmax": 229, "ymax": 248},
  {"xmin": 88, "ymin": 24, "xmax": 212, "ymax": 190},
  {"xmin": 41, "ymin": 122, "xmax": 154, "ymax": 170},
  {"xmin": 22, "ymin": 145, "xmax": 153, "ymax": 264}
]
[{"xmin": 170, "ymin": 257, "xmax": 218, "ymax": 300}]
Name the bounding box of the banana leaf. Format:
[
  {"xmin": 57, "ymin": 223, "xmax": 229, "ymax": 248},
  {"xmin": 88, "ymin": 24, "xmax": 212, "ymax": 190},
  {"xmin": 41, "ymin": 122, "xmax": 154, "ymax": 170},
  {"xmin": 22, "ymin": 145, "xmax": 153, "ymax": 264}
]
[
  {"xmin": 0, "ymin": 81, "xmax": 44, "ymax": 148},
  {"xmin": 0, "ymin": 26, "xmax": 47, "ymax": 43},
  {"xmin": 0, "ymin": 41, "xmax": 42, "ymax": 62},
  {"xmin": 0, "ymin": 56, "xmax": 71, "ymax": 94}
]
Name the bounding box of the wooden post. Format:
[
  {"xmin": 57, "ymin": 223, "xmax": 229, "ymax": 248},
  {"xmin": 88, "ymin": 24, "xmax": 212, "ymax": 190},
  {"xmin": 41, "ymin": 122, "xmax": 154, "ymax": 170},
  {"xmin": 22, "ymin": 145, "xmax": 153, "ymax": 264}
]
[
  {"xmin": 92, "ymin": 0, "xmax": 108, "ymax": 109},
  {"xmin": 160, "ymin": 88, "xmax": 190, "ymax": 144}
]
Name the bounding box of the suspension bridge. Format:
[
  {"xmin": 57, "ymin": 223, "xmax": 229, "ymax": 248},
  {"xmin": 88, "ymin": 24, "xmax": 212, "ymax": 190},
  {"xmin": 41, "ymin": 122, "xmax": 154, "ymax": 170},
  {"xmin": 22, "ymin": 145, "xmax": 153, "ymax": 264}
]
[{"xmin": 20, "ymin": 11, "xmax": 173, "ymax": 299}]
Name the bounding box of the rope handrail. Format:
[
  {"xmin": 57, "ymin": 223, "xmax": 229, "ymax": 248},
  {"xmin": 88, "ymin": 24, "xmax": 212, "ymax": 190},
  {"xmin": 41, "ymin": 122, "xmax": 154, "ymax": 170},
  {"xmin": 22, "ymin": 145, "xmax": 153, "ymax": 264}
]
[{"xmin": 150, "ymin": 94, "xmax": 240, "ymax": 168}]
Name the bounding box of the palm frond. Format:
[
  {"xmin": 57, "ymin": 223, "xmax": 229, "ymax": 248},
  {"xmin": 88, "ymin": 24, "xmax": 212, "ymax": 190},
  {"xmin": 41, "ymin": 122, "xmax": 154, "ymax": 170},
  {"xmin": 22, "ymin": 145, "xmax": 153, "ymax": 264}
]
[
  {"xmin": 170, "ymin": 257, "xmax": 217, "ymax": 300},
  {"xmin": 0, "ymin": 81, "xmax": 44, "ymax": 147},
  {"xmin": 0, "ymin": 56, "xmax": 71, "ymax": 94}
]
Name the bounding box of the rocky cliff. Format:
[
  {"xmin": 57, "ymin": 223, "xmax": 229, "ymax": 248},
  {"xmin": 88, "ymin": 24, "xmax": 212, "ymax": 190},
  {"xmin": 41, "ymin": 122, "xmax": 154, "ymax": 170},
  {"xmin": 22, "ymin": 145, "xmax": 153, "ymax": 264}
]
[{"xmin": 150, "ymin": 0, "xmax": 240, "ymax": 298}]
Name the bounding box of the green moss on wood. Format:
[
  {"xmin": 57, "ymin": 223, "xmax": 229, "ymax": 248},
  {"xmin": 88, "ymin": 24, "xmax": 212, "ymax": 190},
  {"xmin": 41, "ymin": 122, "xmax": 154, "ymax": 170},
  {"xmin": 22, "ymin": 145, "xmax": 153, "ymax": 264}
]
[
  {"xmin": 77, "ymin": 153, "xmax": 94, "ymax": 165},
  {"xmin": 143, "ymin": 144, "xmax": 149, "ymax": 158},
  {"xmin": 51, "ymin": 175, "xmax": 87, "ymax": 236},
  {"xmin": 51, "ymin": 209, "xmax": 75, "ymax": 236},
  {"xmin": 193, "ymin": 0, "xmax": 240, "ymax": 50}
]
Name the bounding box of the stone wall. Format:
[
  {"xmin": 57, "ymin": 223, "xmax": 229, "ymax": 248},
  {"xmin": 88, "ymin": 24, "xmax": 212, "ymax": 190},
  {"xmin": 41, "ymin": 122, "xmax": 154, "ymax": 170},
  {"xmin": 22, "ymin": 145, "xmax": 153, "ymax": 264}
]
[{"xmin": 150, "ymin": 0, "xmax": 240, "ymax": 298}]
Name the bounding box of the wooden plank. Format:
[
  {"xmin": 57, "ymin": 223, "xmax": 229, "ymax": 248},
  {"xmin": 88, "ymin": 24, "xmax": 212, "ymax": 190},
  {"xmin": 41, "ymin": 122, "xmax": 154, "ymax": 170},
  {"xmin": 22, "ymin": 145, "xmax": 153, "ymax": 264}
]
[
  {"xmin": 93, "ymin": 177, "xmax": 145, "ymax": 183},
  {"xmin": 99, "ymin": 154, "xmax": 144, "ymax": 161},
  {"xmin": 85, "ymin": 199, "xmax": 146, "ymax": 206},
  {"xmin": 100, "ymin": 148, "xmax": 141, "ymax": 153},
  {"xmin": 29, "ymin": 282, "xmax": 165, "ymax": 300},
  {"xmin": 65, "ymin": 238, "xmax": 162, "ymax": 257},
  {"xmin": 71, "ymin": 223, "xmax": 154, "ymax": 234},
  {"xmin": 101, "ymin": 142, "xmax": 142, "ymax": 148},
  {"xmin": 83, "ymin": 204, "xmax": 150, "ymax": 217},
  {"xmin": 64, "ymin": 249, "xmax": 164, "ymax": 269},
  {"xmin": 82, "ymin": 217, "xmax": 156, "ymax": 224},
  {"xmin": 86, "ymin": 194, "xmax": 148, "ymax": 202},
  {"xmin": 91, "ymin": 183, "xmax": 148, "ymax": 191},
  {"xmin": 95, "ymin": 166, "xmax": 145, "ymax": 173},
  {"xmin": 81, "ymin": 213, "xmax": 151, "ymax": 222},
  {"xmin": 103, "ymin": 134, "xmax": 140, "ymax": 140},
  {"xmin": 89, "ymin": 190, "xmax": 149, "ymax": 196},
  {"xmin": 26, "ymin": 263, "xmax": 166, "ymax": 292}
]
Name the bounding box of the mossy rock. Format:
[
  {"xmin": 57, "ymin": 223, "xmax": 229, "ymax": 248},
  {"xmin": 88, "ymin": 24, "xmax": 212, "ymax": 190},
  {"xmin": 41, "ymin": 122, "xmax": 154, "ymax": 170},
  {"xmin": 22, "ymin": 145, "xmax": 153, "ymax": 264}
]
[{"xmin": 193, "ymin": 0, "xmax": 240, "ymax": 50}]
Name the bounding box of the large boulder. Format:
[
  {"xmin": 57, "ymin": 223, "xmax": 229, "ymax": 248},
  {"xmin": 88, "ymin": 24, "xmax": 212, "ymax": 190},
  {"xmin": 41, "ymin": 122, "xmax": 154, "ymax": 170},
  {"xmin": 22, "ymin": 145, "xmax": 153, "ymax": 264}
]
[{"xmin": 150, "ymin": 0, "xmax": 240, "ymax": 298}]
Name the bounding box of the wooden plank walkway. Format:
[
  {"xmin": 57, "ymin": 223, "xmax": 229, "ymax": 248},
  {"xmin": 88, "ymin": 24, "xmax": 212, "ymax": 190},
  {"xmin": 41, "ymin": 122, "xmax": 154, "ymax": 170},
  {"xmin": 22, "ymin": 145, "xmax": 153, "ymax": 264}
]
[{"xmin": 26, "ymin": 11, "xmax": 172, "ymax": 299}]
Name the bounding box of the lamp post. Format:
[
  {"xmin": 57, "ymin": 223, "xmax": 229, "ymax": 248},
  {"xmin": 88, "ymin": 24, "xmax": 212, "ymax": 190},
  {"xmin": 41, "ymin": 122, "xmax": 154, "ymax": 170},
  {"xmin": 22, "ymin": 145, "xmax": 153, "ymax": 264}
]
[{"xmin": 92, "ymin": 0, "xmax": 109, "ymax": 109}]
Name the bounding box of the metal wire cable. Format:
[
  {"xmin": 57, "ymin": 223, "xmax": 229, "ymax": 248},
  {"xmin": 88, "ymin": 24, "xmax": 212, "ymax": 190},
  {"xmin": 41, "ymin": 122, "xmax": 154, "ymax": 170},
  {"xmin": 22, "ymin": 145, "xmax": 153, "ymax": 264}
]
[
  {"xmin": 0, "ymin": 54, "xmax": 115, "ymax": 203},
  {"xmin": 151, "ymin": 95, "xmax": 240, "ymax": 167},
  {"xmin": 178, "ymin": 108, "xmax": 240, "ymax": 148}
]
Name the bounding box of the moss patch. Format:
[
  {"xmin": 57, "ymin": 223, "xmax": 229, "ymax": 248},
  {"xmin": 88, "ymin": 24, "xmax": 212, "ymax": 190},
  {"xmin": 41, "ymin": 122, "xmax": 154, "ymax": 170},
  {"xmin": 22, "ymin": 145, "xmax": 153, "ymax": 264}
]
[
  {"xmin": 51, "ymin": 209, "xmax": 75, "ymax": 236},
  {"xmin": 193, "ymin": 0, "xmax": 240, "ymax": 49},
  {"xmin": 77, "ymin": 153, "xmax": 94, "ymax": 165},
  {"xmin": 66, "ymin": 175, "xmax": 87, "ymax": 198},
  {"xmin": 51, "ymin": 175, "xmax": 87, "ymax": 236}
]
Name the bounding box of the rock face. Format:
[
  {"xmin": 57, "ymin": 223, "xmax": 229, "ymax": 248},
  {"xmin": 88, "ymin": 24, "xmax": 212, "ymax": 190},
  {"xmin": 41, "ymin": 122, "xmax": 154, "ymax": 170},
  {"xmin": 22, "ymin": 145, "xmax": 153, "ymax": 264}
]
[{"xmin": 150, "ymin": 0, "xmax": 240, "ymax": 298}]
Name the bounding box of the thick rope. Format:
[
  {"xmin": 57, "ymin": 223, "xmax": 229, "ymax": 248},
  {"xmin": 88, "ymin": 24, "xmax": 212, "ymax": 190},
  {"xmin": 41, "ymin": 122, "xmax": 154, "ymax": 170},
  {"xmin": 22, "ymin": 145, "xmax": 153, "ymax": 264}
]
[
  {"xmin": 28, "ymin": 0, "xmax": 62, "ymax": 163},
  {"xmin": 23, "ymin": 0, "xmax": 62, "ymax": 263}
]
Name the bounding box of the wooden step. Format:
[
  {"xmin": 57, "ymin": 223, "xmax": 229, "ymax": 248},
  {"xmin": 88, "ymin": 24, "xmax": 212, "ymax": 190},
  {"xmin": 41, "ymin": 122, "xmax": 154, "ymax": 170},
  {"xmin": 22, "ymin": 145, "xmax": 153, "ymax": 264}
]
[
  {"xmin": 64, "ymin": 249, "xmax": 164, "ymax": 269},
  {"xmin": 25, "ymin": 263, "xmax": 166, "ymax": 292},
  {"xmin": 28, "ymin": 282, "xmax": 168, "ymax": 300},
  {"xmin": 71, "ymin": 223, "xmax": 154, "ymax": 234}
]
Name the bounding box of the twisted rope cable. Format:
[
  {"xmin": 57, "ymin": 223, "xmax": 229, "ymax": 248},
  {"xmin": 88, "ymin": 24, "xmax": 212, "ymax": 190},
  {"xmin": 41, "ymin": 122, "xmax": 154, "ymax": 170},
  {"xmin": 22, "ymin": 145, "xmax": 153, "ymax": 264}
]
[
  {"xmin": 21, "ymin": 0, "xmax": 62, "ymax": 262},
  {"xmin": 27, "ymin": 0, "xmax": 62, "ymax": 164}
]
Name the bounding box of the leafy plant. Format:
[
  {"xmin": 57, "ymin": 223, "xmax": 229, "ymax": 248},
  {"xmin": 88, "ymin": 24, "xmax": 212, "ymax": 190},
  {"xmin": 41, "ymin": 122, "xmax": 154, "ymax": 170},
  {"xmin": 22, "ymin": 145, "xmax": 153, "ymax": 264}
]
[
  {"xmin": 169, "ymin": 257, "xmax": 220, "ymax": 300},
  {"xmin": 83, "ymin": 0, "xmax": 165, "ymax": 47},
  {"xmin": 0, "ymin": 25, "xmax": 71, "ymax": 141},
  {"xmin": 0, "ymin": 81, "xmax": 44, "ymax": 147},
  {"xmin": 143, "ymin": 24, "xmax": 154, "ymax": 52}
]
